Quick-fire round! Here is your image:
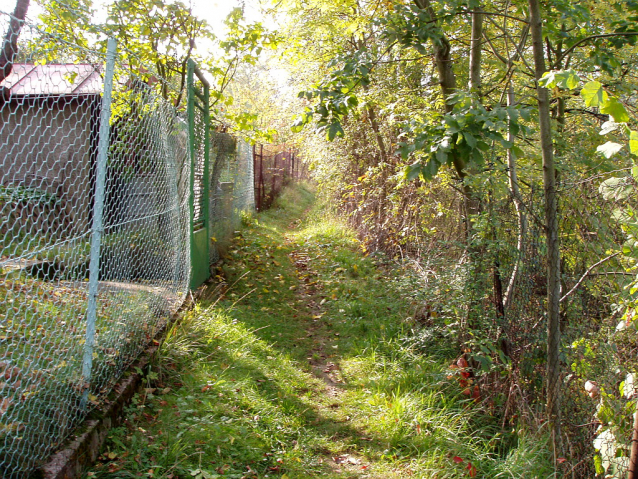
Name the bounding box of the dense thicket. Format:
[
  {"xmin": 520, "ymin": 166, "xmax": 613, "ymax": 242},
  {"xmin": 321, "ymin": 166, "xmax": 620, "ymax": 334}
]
[{"xmin": 273, "ymin": 0, "xmax": 638, "ymax": 475}]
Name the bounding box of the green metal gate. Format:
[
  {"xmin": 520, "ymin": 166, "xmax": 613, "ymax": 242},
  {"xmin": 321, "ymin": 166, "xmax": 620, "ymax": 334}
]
[{"xmin": 187, "ymin": 59, "xmax": 211, "ymax": 289}]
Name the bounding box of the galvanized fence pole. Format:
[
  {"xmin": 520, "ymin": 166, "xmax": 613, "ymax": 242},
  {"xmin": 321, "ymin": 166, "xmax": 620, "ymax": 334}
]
[{"xmin": 82, "ymin": 37, "xmax": 117, "ymax": 406}]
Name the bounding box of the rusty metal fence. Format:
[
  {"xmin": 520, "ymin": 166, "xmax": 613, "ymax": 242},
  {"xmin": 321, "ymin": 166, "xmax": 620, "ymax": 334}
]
[{"xmin": 253, "ymin": 144, "xmax": 302, "ymax": 211}]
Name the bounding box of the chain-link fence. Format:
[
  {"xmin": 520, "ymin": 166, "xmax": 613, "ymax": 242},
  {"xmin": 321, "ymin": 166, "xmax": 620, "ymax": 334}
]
[
  {"xmin": 0, "ymin": 10, "xmax": 257, "ymax": 476},
  {"xmin": 556, "ymin": 171, "xmax": 637, "ymax": 478},
  {"xmin": 209, "ymin": 133, "xmax": 255, "ymax": 263}
]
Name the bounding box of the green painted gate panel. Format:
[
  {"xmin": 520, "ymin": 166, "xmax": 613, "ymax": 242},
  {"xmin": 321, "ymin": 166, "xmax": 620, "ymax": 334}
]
[{"xmin": 188, "ymin": 59, "xmax": 211, "ymax": 289}]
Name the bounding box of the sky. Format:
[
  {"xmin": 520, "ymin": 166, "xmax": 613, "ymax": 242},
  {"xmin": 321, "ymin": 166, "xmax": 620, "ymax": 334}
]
[
  {"xmin": 0, "ymin": 0, "xmax": 264, "ymax": 45},
  {"xmin": 0, "ymin": 0, "xmax": 288, "ymax": 90}
]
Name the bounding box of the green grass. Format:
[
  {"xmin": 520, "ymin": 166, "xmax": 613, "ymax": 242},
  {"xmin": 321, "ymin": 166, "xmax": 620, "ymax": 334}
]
[{"xmin": 85, "ymin": 183, "xmax": 556, "ymax": 479}]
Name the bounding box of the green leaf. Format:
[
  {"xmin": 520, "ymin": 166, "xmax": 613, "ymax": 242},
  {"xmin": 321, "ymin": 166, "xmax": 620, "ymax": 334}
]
[
  {"xmin": 581, "ymin": 81, "xmax": 608, "ymax": 107},
  {"xmin": 463, "ymin": 132, "xmax": 477, "ymax": 148},
  {"xmin": 539, "ymin": 71, "xmax": 557, "ymax": 88},
  {"xmin": 596, "ymin": 141, "xmax": 624, "ymax": 158},
  {"xmin": 405, "ymin": 162, "xmax": 422, "ymax": 181},
  {"xmin": 511, "ymin": 146, "xmax": 524, "ymax": 159},
  {"xmin": 601, "ymin": 97, "xmax": 630, "ymax": 123},
  {"xmin": 631, "ymin": 131, "xmax": 638, "ymax": 154},
  {"xmin": 290, "ymin": 117, "xmax": 306, "ymax": 133},
  {"xmin": 565, "ymin": 71, "xmax": 580, "ymax": 89},
  {"xmin": 539, "ymin": 69, "xmax": 580, "ymax": 89},
  {"xmin": 326, "ymin": 122, "xmax": 344, "ymax": 141},
  {"xmin": 600, "ymin": 177, "xmax": 632, "ymax": 200}
]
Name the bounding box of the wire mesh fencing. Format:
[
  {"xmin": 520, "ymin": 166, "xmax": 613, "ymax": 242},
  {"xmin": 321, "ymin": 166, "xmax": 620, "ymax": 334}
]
[
  {"xmin": 458, "ymin": 170, "xmax": 637, "ymax": 478},
  {"xmin": 554, "ymin": 171, "xmax": 638, "ymax": 478},
  {"xmin": 335, "ymin": 148, "xmax": 637, "ymax": 476},
  {"xmin": 209, "ymin": 132, "xmax": 255, "ymax": 263},
  {"xmin": 0, "ymin": 11, "xmax": 258, "ymax": 476},
  {"xmin": 0, "ymin": 30, "xmax": 192, "ymax": 476}
]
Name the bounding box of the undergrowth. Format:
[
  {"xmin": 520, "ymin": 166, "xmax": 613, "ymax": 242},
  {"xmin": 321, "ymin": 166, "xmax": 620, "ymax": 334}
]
[{"xmin": 85, "ymin": 183, "xmax": 556, "ymax": 479}]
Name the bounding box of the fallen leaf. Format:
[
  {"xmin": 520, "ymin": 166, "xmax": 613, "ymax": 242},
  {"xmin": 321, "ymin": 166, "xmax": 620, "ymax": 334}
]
[
  {"xmin": 0, "ymin": 397, "xmax": 12, "ymax": 415},
  {"xmin": 453, "ymin": 456, "xmax": 464, "ymax": 464},
  {"xmin": 472, "ymin": 385, "xmax": 480, "ymax": 402}
]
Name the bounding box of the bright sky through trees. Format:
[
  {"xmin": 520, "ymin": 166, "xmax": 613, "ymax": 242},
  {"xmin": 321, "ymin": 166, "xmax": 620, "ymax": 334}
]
[{"xmin": 0, "ymin": 0, "xmax": 257, "ymax": 54}]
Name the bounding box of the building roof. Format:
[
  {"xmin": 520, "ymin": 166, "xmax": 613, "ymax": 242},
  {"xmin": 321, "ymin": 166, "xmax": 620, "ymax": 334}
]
[{"xmin": 1, "ymin": 63, "xmax": 103, "ymax": 96}]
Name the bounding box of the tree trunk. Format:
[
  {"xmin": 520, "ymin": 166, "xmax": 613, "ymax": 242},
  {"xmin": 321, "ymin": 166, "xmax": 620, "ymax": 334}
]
[
  {"xmin": 0, "ymin": 0, "xmax": 31, "ymax": 85},
  {"xmin": 503, "ymin": 83, "xmax": 528, "ymax": 311},
  {"xmin": 413, "ymin": 0, "xmax": 465, "ymax": 180},
  {"xmin": 528, "ymin": 0, "xmax": 562, "ymax": 456},
  {"xmin": 469, "ymin": 10, "xmax": 483, "ymax": 95},
  {"xmin": 365, "ymin": 104, "xmax": 388, "ymax": 164},
  {"xmin": 413, "ymin": 0, "xmax": 480, "ymax": 237}
]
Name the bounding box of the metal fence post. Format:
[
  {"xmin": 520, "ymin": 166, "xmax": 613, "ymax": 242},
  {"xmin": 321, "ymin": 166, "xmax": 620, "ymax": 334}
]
[
  {"xmin": 187, "ymin": 59, "xmax": 211, "ymax": 288},
  {"xmin": 82, "ymin": 37, "xmax": 117, "ymax": 407}
]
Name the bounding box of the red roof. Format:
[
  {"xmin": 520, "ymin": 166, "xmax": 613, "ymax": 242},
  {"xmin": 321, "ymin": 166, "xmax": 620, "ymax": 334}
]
[{"xmin": 1, "ymin": 63, "xmax": 103, "ymax": 96}]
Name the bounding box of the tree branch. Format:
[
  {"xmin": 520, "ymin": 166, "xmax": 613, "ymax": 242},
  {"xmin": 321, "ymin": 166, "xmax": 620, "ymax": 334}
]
[
  {"xmin": 560, "ymin": 32, "xmax": 638, "ymax": 62},
  {"xmin": 0, "ymin": 0, "xmax": 31, "ymax": 86},
  {"xmin": 560, "ymin": 253, "xmax": 621, "ymax": 303}
]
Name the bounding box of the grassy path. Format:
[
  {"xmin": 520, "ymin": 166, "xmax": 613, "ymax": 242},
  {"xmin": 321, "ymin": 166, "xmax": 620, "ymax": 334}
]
[{"xmin": 86, "ymin": 185, "xmax": 550, "ymax": 479}]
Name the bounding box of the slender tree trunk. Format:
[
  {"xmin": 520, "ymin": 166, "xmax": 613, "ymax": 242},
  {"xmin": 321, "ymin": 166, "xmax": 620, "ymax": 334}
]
[
  {"xmin": 413, "ymin": 0, "xmax": 466, "ymax": 179},
  {"xmin": 0, "ymin": 0, "xmax": 30, "ymax": 85},
  {"xmin": 528, "ymin": 0, "xmax": 562, "ymax": 456},
  {"xmin": 365, "ymin": 104, "xmax": 388, "ymax": 163},
  {"xmin": 628, "ymin": 401, "xmax": 638, "ymax": 479},
  {"xmin": 469, "ymin": 10, "xmax": 483, "ymax": 95},
  {"xmin": 413, "ymin": 0, "xmax": 481, "ymax": 238},
  {"xmin": 503, "ymin": 83, "xmax": 528, "ymax": 311}
]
